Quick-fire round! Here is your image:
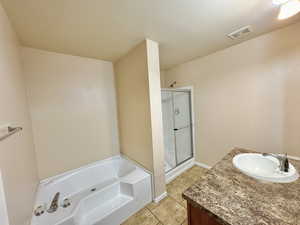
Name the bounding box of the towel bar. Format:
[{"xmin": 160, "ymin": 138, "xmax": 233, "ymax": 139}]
[{"xmin": 0, "ymin": 126, "xmax": 23, "ymax": 142}]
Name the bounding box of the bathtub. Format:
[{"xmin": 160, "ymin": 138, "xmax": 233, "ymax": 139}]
[{"xmin": 31, "ymin": 156, "xmax": 152, "ymax": 225}]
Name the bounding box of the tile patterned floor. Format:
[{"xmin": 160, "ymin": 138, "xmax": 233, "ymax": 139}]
[{"xmin": 122, "ymin": 165, "xmax": 208, "ymax": 225}]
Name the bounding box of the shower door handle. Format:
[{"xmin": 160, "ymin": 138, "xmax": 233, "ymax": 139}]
[{"xmin": 173, "ymin": 125, "xmax": 191, "ymax": 131}]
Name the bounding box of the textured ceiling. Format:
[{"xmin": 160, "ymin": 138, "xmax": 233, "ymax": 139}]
[{"xmin": 1, "ymin": 0, "xmax": 300, "ymax": 69}]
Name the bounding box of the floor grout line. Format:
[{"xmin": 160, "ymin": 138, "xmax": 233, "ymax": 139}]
[
  {"xmin": 167, "ymin": 196, "xmax": 187, "ymax": 225},
  {"xmin": 147, "ymin": 208, "xmax": 164, "ymax": 225},
  {"xmin": 147, "ymin": 186, "xmax": 188, "ymax": 225},
  {"xmin": 122, "ymin": 166, "xmax": 208, "ymax": 225}
]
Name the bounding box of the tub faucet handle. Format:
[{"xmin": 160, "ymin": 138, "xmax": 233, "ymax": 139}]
[
  {"xmin": 47, "ymin": 192, "xmax": 60, "ymax": 213},
  {"xmin": 62, "ymin": 198, "xmax": 71, "ymax": 208},
  {"xmin": 34, "ymin": 205, "xmax": 45, "ymax": 216}
]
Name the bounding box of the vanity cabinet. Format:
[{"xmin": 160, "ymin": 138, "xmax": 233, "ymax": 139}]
[{"xmin": 187, "ymin": 202, "xmax": 223, "ymax": 225}]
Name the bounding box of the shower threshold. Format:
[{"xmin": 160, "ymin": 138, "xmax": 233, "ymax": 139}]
[{"xmin": 165, "ymin": 157, "xmax": 194, "ymax": 184}]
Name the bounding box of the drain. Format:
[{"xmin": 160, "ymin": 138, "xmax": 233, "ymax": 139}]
[
  {"xmin": 91, "ymin": 188, "xmax": 96, "ymax": 192},
  {"xmin": 62, "ymin": 198, "xmax": 71, "ymax": 208}
]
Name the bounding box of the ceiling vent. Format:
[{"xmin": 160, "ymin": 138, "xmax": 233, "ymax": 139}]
[{"xmin": 227, "ymin": 26, "xmax": 252, "ymax": 40}]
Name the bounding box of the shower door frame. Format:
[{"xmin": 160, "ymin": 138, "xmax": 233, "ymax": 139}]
[{"xmin": 162, "ymin": 86, "xmax": 196, "ymax": 172}]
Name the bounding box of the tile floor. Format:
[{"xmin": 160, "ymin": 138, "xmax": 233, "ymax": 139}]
[{"xmin": 122, "ymin": 165, "xmax": 208, "ymax": 225}]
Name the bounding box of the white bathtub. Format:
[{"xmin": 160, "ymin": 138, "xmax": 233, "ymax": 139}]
[{"xmin": 31, "ymin": 156, "xmax": 152, "ymax": 225}]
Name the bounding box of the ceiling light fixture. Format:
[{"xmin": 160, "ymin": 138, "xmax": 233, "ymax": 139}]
[
  {"xmin": 278, "ymin": 0, "xmax": 300, "ymax": 19},
  {"xmin": 273, "ymin": 0, "xmax": 300, "ymax": 20},
  {"xmin": 272, "ymin": 0, "xmax": 289, "ymax": 5}
]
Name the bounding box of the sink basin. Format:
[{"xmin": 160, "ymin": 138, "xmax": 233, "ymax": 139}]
[{"xmin": 233, "ymin": 153, "xmax": 299, "ymax": 183}]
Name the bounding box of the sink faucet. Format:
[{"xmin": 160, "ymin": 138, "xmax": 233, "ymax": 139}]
[
  {"xmin": 262, "ymin": 153, "xmax": 289, "ymax": 172},
  {"xmin": 47, "ymin": 192, "xmax": 60, "ymax": 213}
]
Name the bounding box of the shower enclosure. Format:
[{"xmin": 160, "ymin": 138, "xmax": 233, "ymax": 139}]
[{"xmin": 161, "ymin": 89, "xmax": 194, "ymax": 173}]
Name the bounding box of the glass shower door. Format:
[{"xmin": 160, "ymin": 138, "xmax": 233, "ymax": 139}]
[
  {"xmin": 173, "ymin": 91, "xmax": 193, "ymax": 164},
  {"xmin": 162, "ymin": 90, "xmax": 193, "ymax": 172},
  {"xmin": 162, "ymin": 91, "xmax": 177, "ymax": 172}
]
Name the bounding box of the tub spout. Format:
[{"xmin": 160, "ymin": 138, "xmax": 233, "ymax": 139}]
[{"xmin": 47, "ymin": 192, "xmax": 60, "ymax": 213}]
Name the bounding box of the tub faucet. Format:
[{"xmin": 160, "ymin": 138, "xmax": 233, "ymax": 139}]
[
  {"xmin": 262, "ymin": 153, "xmax": 289, "ymax": 172},
  {"xmin": 47, "ymin": 192, "xmax": 60, "ymax": 213}
]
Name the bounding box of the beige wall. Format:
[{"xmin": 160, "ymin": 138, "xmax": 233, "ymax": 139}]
[
  {"xmin": 115, "ymin": 40, "xmax": 166, "ymax": 198},
  {"xmin": 160, "ymin": 70, "xmax": 166, "ymax": 87},
  {"xmin": 22, "ymin": 47, "xmax": 120, "ymax": 180},
  {"xmin": 114, "ymin": 41, "xmax": 154, "ymax": 171},
  {"xmin": 146, "ymin": 40, "xmax": 166, "ymax": 198},
  {"xmin": 0, "ymin": 4, "xmax": 38, "ymax": 225},
  {"xmin": 164, "ymin": 22, "xmax": 300, "ymax": 166}
]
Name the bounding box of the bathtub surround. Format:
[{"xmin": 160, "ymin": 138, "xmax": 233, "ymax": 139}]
[
  {"xmin": 32, "ymin": 156, "xmax": 151, "ymax": 225},
  {"xmin": 115, "ymin": 40, "xmax": 166, "ymax": 199},
  {"xmin": 164, "ymin": 21, "xmax": 300, "ymax": 166},
  {"xmin": 0, "ymin": 3, "xmax": 39, "ymax": 225},
  {"xmin": 22, "ymin": 48, "xmax": 120, "ymax": 179}
]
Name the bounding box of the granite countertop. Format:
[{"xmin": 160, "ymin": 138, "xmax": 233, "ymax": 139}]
[{"xmin": 182, "ymin": 148, "xmax": 300, "ymax": 225}]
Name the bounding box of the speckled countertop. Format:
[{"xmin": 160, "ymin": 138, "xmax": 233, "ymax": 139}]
[{"xmin": 182, "ymin": 148, "xmax": 300, "ymax": 225}]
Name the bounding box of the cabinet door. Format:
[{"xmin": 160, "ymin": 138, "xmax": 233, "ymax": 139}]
[{"xmin": 187, "ymin": 203, "xmax": 222, "ymax": 225}]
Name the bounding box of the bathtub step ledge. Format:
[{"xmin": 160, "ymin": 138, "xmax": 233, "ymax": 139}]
[{"xmin": 84, "ymin": 194, "xmax": 133, "ymax": 225}]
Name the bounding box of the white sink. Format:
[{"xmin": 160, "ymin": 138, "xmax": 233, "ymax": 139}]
[{"xmin": 233, "ymin": 153, "xmax": 299, "ymax": 183}]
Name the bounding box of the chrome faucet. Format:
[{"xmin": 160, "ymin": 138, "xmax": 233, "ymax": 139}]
[
  {"xmin": 262, "ymin": 153, "xmax": 289, "ymax": 172},
  {"xmin": 47, "ymin": 192, "xmax": 60, "ymax": 213}
]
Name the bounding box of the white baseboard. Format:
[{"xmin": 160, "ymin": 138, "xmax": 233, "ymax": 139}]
[
  {"xmin": 154, "ymin": 192, "xmax": 167, "ymax": 203},
  {"xmin": 165, "ymin": 158, "xmax": 195, "ymax": 184},
  {"xmin": 194, "ymin": 161, "xmax": 212, "ymax": 169}
]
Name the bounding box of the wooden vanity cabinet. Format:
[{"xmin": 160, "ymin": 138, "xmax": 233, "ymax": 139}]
[{"xmin": 187, "ymin": 202, "xmax": 223, "ymax": 225}]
